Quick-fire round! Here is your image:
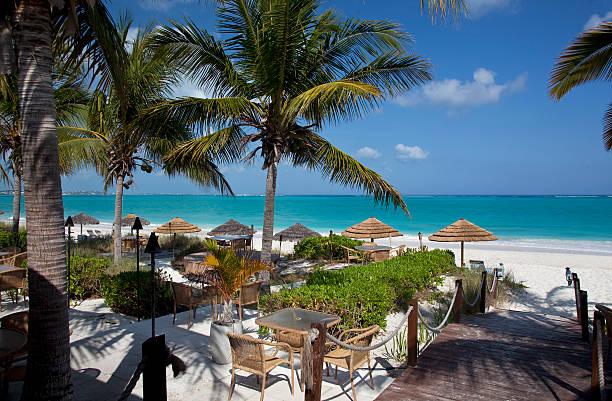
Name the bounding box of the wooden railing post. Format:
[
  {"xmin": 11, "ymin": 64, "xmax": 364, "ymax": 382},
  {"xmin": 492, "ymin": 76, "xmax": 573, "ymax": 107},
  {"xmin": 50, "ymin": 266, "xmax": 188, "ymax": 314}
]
[
  {"xmin": 406, "ymin": 299, "xmax": 418, "ymax": 367},
  {"xmin": 305, "ymin": 321, "xmax": 327, "ymax": 401},
  {"xmin": 454, "ymin": 279, "xmax": 463, "ymax": 324},
  {"xmin": 579, "ymin": 290, "xmax": 589, "ymax": 341},
  {"xmin": 572, "ymin": 273, "xmax": 581, "ymax": 322},
  {"xmin": 591, "ymin": 310, "xmax": 605, "ymax": 400},
  {"xmin": 479, "ymin": 271, "xmax": 487, "ymax": 314}
]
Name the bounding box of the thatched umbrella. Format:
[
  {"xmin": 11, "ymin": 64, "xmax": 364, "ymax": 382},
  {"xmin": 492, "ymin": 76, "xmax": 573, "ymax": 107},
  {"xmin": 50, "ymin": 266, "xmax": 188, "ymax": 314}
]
[
  {"xmin": 155, "ymin": 217, "xmax": 201, "ymax": 259},
  {"xmin": 428, "ymin": 218, "xmax": 498, "ymax": 267},
  {"xmin": 122, "ymin": 213, "xmax": 150, "ymax": 227},
  {"xmin": 342, "ymin": 217, "xmax": 402, "ymax": 245},
  {"xmin": 71, "ymin": 212, "xmax": 100, "ymax": 235},
  {"xmin": 273, "ymin": 223, "xmax": 321, "ymax": 250},
  {"xmin": 208, "ymin": 219, "xmax": 255, "ymax": 236}
]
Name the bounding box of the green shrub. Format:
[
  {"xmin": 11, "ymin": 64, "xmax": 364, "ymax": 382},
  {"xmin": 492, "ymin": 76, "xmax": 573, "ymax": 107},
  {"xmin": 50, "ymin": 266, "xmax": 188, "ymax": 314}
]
[
  {"xmin": 0, "ymin": 230, "xmax": 26, "ymax": 250},
  {"xmin": 100, "ymin": 270, "xmax": 174, "ymax": 319},
  {"xmin": 69, "ymin": 257, "xmax": 109, "ymax": 301},
  {"xmin": 72, "ymin": 236, "xmax": 112, "ymax": 258},
  {"xmin": 292, "ymin": 234, "xmax": 364, "ymax": 260},
  {"xmin": 261, "ymin": 249, "xmax": 456, "ymax": 334}
]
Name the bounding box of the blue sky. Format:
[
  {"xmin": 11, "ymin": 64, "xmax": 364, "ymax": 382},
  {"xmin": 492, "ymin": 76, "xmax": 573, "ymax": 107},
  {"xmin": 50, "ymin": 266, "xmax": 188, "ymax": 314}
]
[{"xmin": 55, "ymin": 0, "xmax": 612, "ymax": 195}]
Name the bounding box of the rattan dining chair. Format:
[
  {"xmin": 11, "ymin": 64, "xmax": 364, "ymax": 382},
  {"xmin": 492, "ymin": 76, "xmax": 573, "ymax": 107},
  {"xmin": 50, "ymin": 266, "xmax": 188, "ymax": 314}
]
[
  {"xmin": 0, "ymin": 269, "xmax": 27, "ymax": 311},
  {"xmin": 324, "ymin": 325, "xmax": 380, "ymax": 401},
  {"xmin": 170, "ymin": 282, "xmax": 216, "ymax": 328},
  {"xmin": 233, "ymin": 281, "xmax": 262, "ymax": 321},
  {"xmin": 275, "ymin": 330, "xmax": 307, "ymax": 391},
  {"xmin": 7, "ymin": 253, "xmax": 27, "ymax": 268},
  {"xmin": 341, "ymin": 246, "xmax": 363, "ymax": 264},
  {"xmin": 0, "ymin": 311, "xmax": 28, "ymax": 389},
  {"xmin": 226, "ymin": 332, "xmax": 294, "ymax": 401}
]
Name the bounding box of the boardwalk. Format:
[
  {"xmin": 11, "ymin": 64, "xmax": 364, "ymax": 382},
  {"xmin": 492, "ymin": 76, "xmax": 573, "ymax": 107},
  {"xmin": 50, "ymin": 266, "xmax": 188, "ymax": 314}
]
[{"xmin": 376, "ymin": 309, "xmax": 608, "ymax": 401}]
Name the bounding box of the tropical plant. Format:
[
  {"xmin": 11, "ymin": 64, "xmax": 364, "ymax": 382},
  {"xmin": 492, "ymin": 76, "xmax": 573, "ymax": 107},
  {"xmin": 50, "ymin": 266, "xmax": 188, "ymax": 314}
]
[
  {"xmin": 549, "ymin": 22, "xmax": 612, "ymax": 149},
  {"xmin": 58, "ymin": 18, "xmax": 232, "ymax": 265},
  {"xmin": 147, "ymin": 0, "xmax": 433, "ymax": 290},
  {"xmin": 1, "ymin": 0, "xmax": 122, "ymax": 398},
  {"xmin": 199, "ymin": 239, "xmax": 272, "ymax": 325}
]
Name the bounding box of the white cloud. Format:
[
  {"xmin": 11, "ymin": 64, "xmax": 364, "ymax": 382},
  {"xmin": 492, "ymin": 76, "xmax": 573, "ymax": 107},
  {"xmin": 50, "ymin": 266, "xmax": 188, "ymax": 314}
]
[
  {"xmin": 138, "ymin": 0, "xmax": 196, "ymax": 11},
  {"xmin": 394, "ymin": 68, "xmax": 527, "ymax": 110},
  {"xmin": 584, "ymin": 12, "xmax": 612, "ymax": 30},
  {"xmin": 466, "ymin": 0, "xmax": 517, "ymax": 18},
  {"xmin": 173, "ymin": 78, "xmax": 213, "ymax": 99},
  {"xmin": 395, "ymin": 144, "xmax": 429, "ymax": 161},
  {"xmin": 356, "ymin": 147, "xmax": 381, "ymax": 159}
]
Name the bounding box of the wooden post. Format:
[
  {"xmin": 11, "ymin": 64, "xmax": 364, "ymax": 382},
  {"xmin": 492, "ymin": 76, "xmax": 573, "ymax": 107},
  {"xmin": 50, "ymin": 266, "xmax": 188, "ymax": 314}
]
[
  {"xmin": 572, "ymin": 273, "xmax": 581, "ymax": 322},
  {"xmin": 454, "ymin": 279, "xmax": 463, "ymax": 324},
  {"xmin": 460, "ymin": 241, "xmax": 464, "ymax": 267},
  {"xmin": 142, "ymin": 334, "xmax": 167, "ymax": 401},
  {"xmin": 591, "ymin": 310, "xmax": 605, "ymax": 400},
  {"xmin": 305, "ymin": 321, "xmax": 327, "ymax": 401},
  {"xmin": 479, "ymin": 271, "xmax": 487, "ymax": 314},
  {"xmin": 579, "ymin": 290, "xmax": 589, "ymax": 341},
  {"xmin": 329, "ymin": 230, "xmax": 333, "ymax": 263},
  {"xmin": 406, "ymin": 300, "xmax": 418, "ymax": 367}
]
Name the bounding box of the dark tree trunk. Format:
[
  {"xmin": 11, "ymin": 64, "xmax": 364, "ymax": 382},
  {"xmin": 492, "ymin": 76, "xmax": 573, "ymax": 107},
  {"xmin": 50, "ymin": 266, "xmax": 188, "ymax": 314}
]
[
  {"xmin": 260, "ymin": 162, "xmax": 277, "ymax": 285},
  {"xmin": 14, "ymin": 0, "xmax": 73, "ymax": 399},
  {"xmin": 113, "ymin": 175, "xmax": 124, "ymax": 265},
  {"xmin": 12, "ymin": 170, "xmax": 21, "ymax": 237}
]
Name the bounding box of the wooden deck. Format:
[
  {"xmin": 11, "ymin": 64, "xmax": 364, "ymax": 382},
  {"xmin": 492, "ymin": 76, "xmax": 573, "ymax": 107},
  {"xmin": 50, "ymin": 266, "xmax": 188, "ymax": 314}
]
[{"xmin": 376, "ymin": 309, "xmax": 610, "ymax": 401}]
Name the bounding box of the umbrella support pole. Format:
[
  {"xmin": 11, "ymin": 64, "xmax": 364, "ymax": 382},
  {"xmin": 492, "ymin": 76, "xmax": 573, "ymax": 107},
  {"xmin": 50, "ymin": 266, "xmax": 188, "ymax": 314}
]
[{"xmin": 461, "ymin": 241, "xmax": 464, "ymax": 267}]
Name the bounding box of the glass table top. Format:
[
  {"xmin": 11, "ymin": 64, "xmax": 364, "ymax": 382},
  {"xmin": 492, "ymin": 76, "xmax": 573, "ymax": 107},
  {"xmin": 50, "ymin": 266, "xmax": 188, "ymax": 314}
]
[
  {"xmin": 256, "ymin": 308, "xmax": 340, "ymax": 334},
  {"xmin": 355, "ymin": 245, "xmax": 391, "ymax": 251},
  {"xmin": 209, "ymin": 235, "xmax": 250, "ymax": 241}
]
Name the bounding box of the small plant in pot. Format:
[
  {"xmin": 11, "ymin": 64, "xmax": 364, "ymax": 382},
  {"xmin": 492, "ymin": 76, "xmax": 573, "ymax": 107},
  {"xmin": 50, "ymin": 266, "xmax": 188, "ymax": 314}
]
[{"xmin": 200, "ymin": 240, "xmax": 272, "ymax": 364}]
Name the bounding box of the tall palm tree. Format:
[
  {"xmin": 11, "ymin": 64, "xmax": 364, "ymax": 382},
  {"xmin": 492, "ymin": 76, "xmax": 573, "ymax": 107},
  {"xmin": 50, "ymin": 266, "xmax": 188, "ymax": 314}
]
[
  {"xmin": 2, "ymin": 0, "xmax": 122, "ymax": 398},
  {"xmin": 0, "ymin": 71, "xmax": 89, "ymax": 238},
  {"xmin": 549, "ymin": 22, "xmax": 612, "ymax": 149},
  {"xmin": 59, "ymin": 18, "xmax": 232, "ymax": 264},
  {"xmin": 147, "ymin": 0, "xmax": 433, "ymax": 286}
]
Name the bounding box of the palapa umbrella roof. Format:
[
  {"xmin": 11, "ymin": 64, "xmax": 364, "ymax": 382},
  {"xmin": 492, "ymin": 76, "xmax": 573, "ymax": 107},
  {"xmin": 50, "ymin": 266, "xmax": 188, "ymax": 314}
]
[
  {"xmin": 121, "ymin": 213, "xmax": 150, "ymax": 226},
  {"xmin": 428, "ymin": 218, "xmax": 498, "ymax": 242},
  {"xmin": 208, "ymin": 219, "xmax": 255, "ymax": 236},
  {"xmin": 342, "ymin": 217, "xmax": 402, "ymax": 239},
  {"xmin": 71, "ymin": 212, "xmax": 100, "ymax": 225},
  {"xmin": 273, "ymin": 223, "xmax": 321, "ymax": 242},
  {"xmin": 155, "ymin": 217, "xmax": 201, "ymax": 234}
]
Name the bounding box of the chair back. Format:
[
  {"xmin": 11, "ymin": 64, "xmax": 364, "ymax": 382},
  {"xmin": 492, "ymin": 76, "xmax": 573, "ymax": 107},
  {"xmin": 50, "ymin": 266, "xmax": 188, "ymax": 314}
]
[
  {"xmin": 201, "ymin": 285, "xmax": 218, "ymax": 301},
  {"xmin": 171, "ymin": 282, "xmax": 194, "ymax": 305},
  {"xmin": 227, "ymin": 332, "xmax": 265, "ymax": 373},
  {"xmin": 0, "ymin": 269, "xmax": 26, "ymax": 292},
  {"xmin": 239, "ymin": 281, "xmax": 262, "ymax": 304},
  {"xmin": 349, "ymin": 325, "xmax": 379, "ymax": 366},
  {"xmin": 11, "ymin": 252, "xmax": 27, "ymax": 268},
  {"xmin": 232, "ymin": 238, "xmax": 246, "ymax": 251}
]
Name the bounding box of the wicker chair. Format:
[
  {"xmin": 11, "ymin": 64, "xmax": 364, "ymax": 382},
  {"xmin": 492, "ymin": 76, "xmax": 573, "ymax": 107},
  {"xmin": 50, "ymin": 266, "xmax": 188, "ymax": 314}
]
[
  {"xmin": 324, "ymin": 325, "xmax": 380, "ymax": 401},
  {"xmin": 170, "ymin": 282, "xmax": 216, "ymax": 328},
  {"xmin": 0, "ymin": 269, "xmax": 27, "ymax": 311},
  {"xmin": 226, "ymin": 332, "xmax": 294, "ymax": 401},
  {"xmin": 6, "ymin": 253, "xmax": 27, "ymax": 268},
  {"xmin": 232, "ymin": 238, "xmax": 247, "ymax": 252},
  {"xmin": 341, "ymin": 246, "xmax": 363, "ymax": 264},
  {"xmin": 370, "ymin": 250, "xmax": 390, "ymax": 263},
  {"xmin": 596, "ymin": 304, "xmax": 612, "ymax": 366},
  {"xmin": 233, "ymin": 281, "xmax": 262, "ymax": 321},
  {"xmin": 275, "ymin": 330, "xmax": 307, "ymax": 391},
  {"xmin": 0, "ymin": 311, "xmax": 28, "ymax": 386}
]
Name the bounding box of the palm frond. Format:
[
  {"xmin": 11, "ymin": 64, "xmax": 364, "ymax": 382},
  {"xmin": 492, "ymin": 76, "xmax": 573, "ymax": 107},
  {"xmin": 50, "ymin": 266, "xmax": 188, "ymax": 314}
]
[
  {"xmin": 604, "ymin": 103, "xmax": 612, "ymax": 151},
  {"xmin": 421, "ymin": 0, "xmax": 468, "ymax": 21},
  {"xmin": 165, "ymin": 156, "xmax": 234, "ymax": 195},
  {"xmin": 164, "ymin": 125, "xmax": 246, "ymax": 167},
  {"xmin": 549, "ymin": 22, "xmax": 612, "ymax": 101}
]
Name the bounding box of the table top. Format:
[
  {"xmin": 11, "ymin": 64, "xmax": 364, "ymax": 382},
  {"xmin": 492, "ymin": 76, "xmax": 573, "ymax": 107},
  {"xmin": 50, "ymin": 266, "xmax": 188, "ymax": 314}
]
[
  {"xmin": 209, "ymin": 235, "xmax": 249, "ymax": 241},
  {"xmin": 256, "ymin": 308, "xmax": 340, "ymax": 334},
  {"xmin": 0, "ymin": 265, "xmax": 19, "ymax": 273},
  {"xmin": 0, "ymin": 252, "xmax": 12, "ymax": 257},
  {"xmin": 0, "ymin": 328, "xmax": 26, "ymax": 359},
  {"xmin": 355, "ymin": 245, "xmax": 391, "ymax": 251}
]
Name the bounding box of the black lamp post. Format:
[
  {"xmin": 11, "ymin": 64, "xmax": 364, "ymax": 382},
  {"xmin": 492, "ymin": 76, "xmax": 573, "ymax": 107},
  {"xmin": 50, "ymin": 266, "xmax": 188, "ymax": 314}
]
[
  {"xmin": 142, "ymin": 232, "xmax": 165, "ymax": 400},
  {"xmin": 132, "ymin": 217, "xmax": 143, "ymax": 322},
  {"xmin": 565, "ymin": 267, "xmax": 573, "ymax": 286},
  {"xmin": 65, "ymin": 216, "xmax": 74, "ymax": 303}
]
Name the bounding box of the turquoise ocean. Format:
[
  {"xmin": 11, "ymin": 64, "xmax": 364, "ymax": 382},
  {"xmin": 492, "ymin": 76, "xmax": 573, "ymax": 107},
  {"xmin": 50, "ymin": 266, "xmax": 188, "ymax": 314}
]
[{"xmin": 0, "ymin": 195, "xmax": 611, "ymax": 247}]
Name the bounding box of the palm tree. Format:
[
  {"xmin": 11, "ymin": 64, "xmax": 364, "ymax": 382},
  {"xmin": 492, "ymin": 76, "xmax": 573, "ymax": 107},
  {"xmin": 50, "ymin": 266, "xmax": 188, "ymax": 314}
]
[
  {"xmin": 201, "ymin": 239, "xmax": 272, "ymax": 324},
  {"xmin": 2, "ymin": 1, "xmax": 122, "ymax": 398},
  {"xmin": 147, "ymin": 0, "xmax": 433, "ymax": 287},
  {"xmin": 549, "ymin": 22, "xmax": 612, "ymax": 149},
  {"xmin": 0, "ymin": 71, "xmax": 89, "ymax": 239},
  {"xmin": 58, "ymin": 18, "xmax": 232, "ymax": 265}
]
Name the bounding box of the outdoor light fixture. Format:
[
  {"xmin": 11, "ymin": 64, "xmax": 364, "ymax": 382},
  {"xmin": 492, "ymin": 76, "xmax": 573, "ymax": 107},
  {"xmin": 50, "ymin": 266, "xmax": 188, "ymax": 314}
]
[
  {"xmin": 144, "ymin": 232, "xmax": 162, "ymax": 337},
  {"xmin": 497, "ymin": 263, "xmax": 504, "ymax": 279},
  {"xmin": 132, "ymin": 217, "xmax": 143, "ymax": 322},
  {"xmin": 565, "ymin": 267, "xmax": 572, "ymax": 286},
  {"xmin": 65, "ymin": 216, "xmax": 74, "ymax": 302}
]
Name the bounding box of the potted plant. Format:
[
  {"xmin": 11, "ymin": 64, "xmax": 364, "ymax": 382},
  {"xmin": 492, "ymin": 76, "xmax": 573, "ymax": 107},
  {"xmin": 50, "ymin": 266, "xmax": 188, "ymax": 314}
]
[{"xmin": 200, "ymin": 240, "xmax": 272, "ymax": 364}]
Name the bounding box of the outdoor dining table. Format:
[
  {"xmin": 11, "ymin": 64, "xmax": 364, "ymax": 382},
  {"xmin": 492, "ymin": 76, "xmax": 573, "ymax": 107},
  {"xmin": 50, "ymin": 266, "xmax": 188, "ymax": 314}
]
[
  {"xmin": 0, "ymin": 253, "xmax": 12, "ymax": 258},
  {"xmin": 355, "ymin": 245, "xmax": 391, "ymax": 251},
  {"xmin": 256, "ymin": 308, "xmax": 340, "ymax": 334}
]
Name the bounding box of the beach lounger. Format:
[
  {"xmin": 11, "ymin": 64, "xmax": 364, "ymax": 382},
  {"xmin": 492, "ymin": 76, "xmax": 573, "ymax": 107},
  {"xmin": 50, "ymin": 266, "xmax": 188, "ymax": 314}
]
[{"xmin": 469, "ymin": 260, "xmax": 485, "ymax": 269}]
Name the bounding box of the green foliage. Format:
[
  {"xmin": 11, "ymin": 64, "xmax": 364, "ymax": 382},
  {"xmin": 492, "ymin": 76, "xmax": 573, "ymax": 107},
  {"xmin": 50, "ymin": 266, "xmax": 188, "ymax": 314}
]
[
  {"xmin": 71, "ymin": 236, "xmax": 112, "ymax": 258},
  {"xmin": 100, "ymin": 270, "xmax": 174, "ymax": 319},
  {"xmin": 0, "ymin": 230, "xmax": 26, "ymax": 250},
  {"xmin": 69, "ymin": 257, "xmax": 109, "ymax": 301},
  {"xmin": 292, "ymin": 235, "xmax": 364, "ymax": 260},
  {"xmin": 261, "ymin": 250, "xmax": 456, "ymax": 334}
]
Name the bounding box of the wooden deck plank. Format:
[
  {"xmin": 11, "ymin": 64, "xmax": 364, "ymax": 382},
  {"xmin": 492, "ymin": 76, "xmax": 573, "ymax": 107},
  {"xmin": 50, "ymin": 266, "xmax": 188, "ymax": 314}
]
[{"xmin": 376, "ymin": 310, "xmax": 594, "ymax": 401}]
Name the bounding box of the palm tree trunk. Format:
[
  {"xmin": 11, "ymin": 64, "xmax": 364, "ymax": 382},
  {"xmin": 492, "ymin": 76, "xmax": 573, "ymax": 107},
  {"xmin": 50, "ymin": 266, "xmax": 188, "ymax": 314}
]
[
  {"xmin": 260, "ymin": 162, "xmax": 277, "ymax": 286},
  {"xmin": 113, "ymin": 175, "xmax": 124, "ymax": 265},
  {"xmin": 12, "ymin": 171, "xmax": 21, "ymax": 237},
  {"xmin": 13, "ymin": 0, "xmax": 73, "ymax": 399}
]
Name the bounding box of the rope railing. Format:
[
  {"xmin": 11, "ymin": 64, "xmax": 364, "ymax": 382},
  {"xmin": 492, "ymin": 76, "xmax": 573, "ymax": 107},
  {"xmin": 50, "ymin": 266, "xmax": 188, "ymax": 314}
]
[
  {"xmin": 592, "ymin": 310, "xmax": 607, "ymax": 401},
  {"xmin": 462, "ymin": 272, "xmax": 486, "ymax": 308},
  {"xmin": 324, "ymin": 305, "xmax": 414, "ymax": 352},
  {"xmin": 417, "ymin": 282, "xmax": 459, "ymax": 333},
  {"xmin": 488, "ymin": 273, "xmax": 498, "ymax": 294}
]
